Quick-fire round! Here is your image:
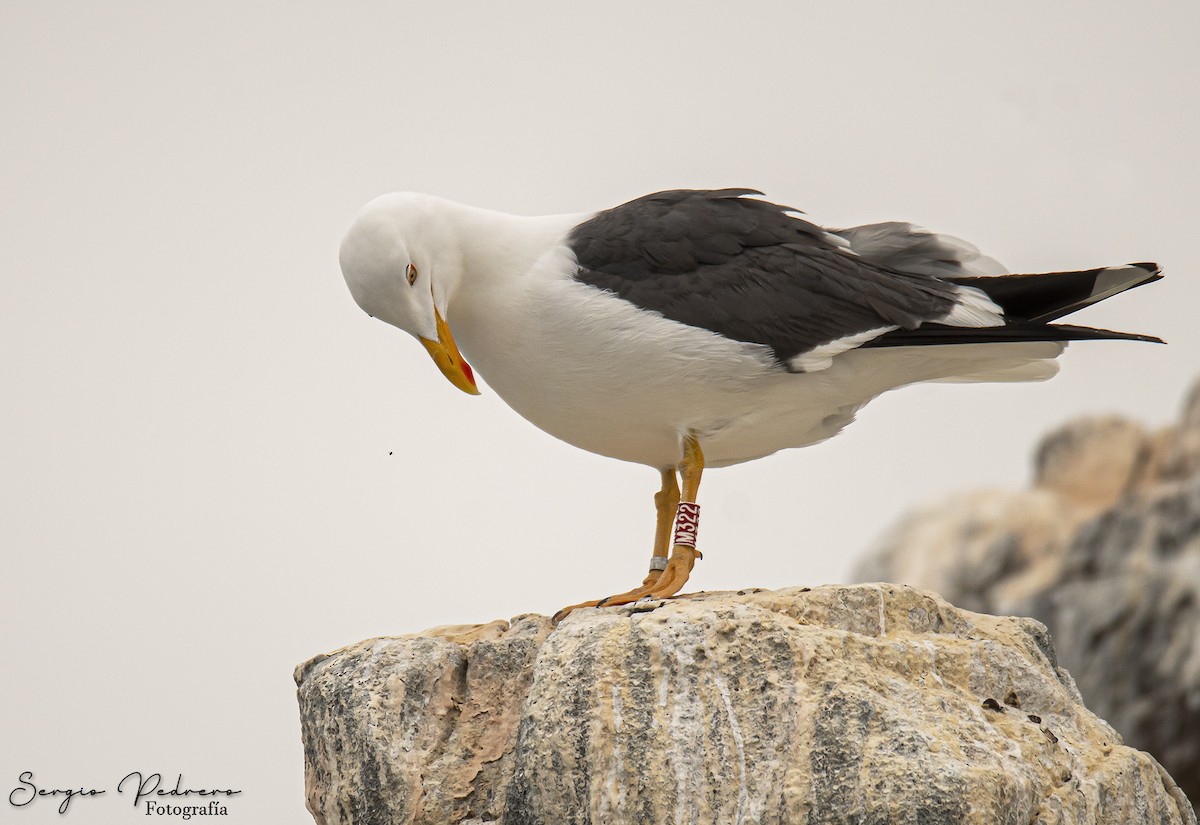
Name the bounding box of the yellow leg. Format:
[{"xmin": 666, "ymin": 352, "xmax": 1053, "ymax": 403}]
[
  {"xmin": 553, "ymin": 435, "xmax": 705, "ymax": 622},
  {"xmin": 553, "ymin": 468, "xmax": 678, "ymax": 622},
  {"xmin": 635, "ymin": 434, "xmax": 704, "ymax": 599},
  {"xmin": 643, "ymin": 468, "xmax": 680, "ymax": 586}
]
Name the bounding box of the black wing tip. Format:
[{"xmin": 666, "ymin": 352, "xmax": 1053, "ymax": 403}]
[
  {"xmin": 1030, "ymin": 323, "xmax": 1166, "ymax": 345},
  {"xmin": 866, "ymin": 322, "xmax": 1166, "ymax": 348},
  {"xmin": 1030, "ymin": 322, "xmax": 1166, "ymax": 345},
  {"xmin": 1092, "ymin": 328, "xmax": 1166, "ymax": 345}
]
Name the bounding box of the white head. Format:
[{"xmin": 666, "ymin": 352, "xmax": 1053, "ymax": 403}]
[{"xmin": 339, "ymin": 193, "xmax": 479, "ymax": 394}]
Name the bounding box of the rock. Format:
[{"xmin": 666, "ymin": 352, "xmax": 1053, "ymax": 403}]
[
  {"xmin": 851, "ymin": 487, "xmax": 1083, "ymax": 614},
  {"xmin": 1033, "ymin": 415, "xmax": 1149, "ymax": 510},
  {"xmin": 296, "ymin": 615, "xmax": 552, "ymax": 825},
  {"xmin": 854, "ymin": 376, "xmax": 1200, "ymax": 809},
  {"xmin": 295, "ymin": 584, "xmax": 1195, "ymax": 824}
]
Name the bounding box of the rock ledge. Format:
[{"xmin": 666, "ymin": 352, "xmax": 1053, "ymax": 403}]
[{"xmin": 296, "ymin": 584, "xmax": 1196, "ymax": 825}]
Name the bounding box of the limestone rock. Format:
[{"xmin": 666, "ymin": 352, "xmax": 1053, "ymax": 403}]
[
  {"xmin": 295, "ymin": 584, "xmax": 1195, "ymax": 824},
  {"xmin": 854, "ymin": 376, "xmax": 1200, "ymax": 808}
]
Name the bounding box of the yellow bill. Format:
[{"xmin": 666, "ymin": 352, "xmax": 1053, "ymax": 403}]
[{"xmin": 419, "ymin": 308, "xmax": 480, "ymax": 395}]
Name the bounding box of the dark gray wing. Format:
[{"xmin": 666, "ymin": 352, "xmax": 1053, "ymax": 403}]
[{"xmin": 568, "ymin": 189, "xmax": 964, "ymax": 368}]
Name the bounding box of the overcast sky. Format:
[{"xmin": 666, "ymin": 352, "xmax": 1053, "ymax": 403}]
[{"xmin": 3, "ymin": 2, "xmax": 1197, "ymax": 822}]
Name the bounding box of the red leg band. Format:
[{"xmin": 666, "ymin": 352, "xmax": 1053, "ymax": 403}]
[{"xmin": 673, "ymin": 501, "xmax": 700, "ymax": 548}]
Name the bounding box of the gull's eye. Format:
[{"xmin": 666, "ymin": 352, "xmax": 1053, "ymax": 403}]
[{"xmin": 406, "ymin": 263, "xmax": 418, "ymax": 286}]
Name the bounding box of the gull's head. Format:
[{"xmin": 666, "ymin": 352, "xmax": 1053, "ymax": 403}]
[{"xmin": 339, "ymin": 192, "xmax": 479, "ymax": 395}]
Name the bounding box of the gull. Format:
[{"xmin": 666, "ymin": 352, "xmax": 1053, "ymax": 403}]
[{"xmin": 338, "ymin": 188, "xmax": 1160, "ymax": 618}]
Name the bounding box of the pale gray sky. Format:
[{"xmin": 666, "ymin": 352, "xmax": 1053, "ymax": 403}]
[{"xmin": 3, "ymin": 2, "xmax": 1197, "ymax": 822}]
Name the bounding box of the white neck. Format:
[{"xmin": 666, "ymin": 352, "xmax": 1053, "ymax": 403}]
[{"xmin": 438, "ymin": 199, "xmax": 589, "ymax": 291}]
